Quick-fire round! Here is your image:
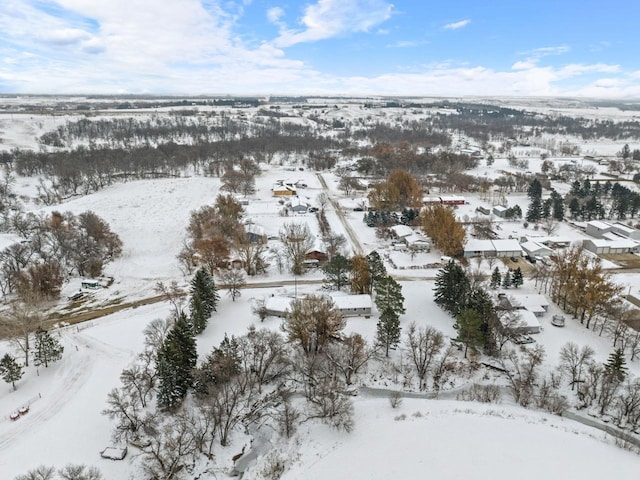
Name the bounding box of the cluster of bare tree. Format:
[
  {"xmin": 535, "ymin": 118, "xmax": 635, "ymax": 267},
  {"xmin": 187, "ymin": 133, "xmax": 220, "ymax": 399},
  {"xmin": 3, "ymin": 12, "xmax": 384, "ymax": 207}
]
[
  {"xmin": 0, "ymin": 210, "xmax": 121, "ymax": 300},
  {"xmin": 544, "ymin": 246, "xmax": 623, "ymax": 330},
  {"xmin": 178, "ymin": 194, "xmax": 267, "ymax": 278}
]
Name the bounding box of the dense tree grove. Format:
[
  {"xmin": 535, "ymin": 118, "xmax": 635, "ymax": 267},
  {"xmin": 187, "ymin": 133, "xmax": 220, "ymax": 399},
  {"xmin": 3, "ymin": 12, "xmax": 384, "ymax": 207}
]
[{"xmin": 0, "ymin": 210, "xmax": 121, "ymax": 299}]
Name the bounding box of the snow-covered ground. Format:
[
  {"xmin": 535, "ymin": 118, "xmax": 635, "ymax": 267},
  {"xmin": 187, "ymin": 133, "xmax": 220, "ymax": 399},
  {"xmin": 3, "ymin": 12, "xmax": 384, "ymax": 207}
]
[{"xmin": 2, "ymin": 99, "xmax": 640, "ymax": 478}]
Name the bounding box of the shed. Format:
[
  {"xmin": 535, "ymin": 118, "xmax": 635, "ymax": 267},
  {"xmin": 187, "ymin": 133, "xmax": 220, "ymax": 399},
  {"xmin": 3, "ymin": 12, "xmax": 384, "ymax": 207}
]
[
  {"xmin": 81, "ymin": 280, "xmax": 100, "ymax": 290},
  {"xmin": 273, "ymin": 185, "xmax": 296, "ymax": 197},
  {"xmin": 101, "ymin": 446, "xmax": 128, "ymax": 460},
  {"xmin": 583, "ymin": 238, "xmax": 639, "ymax": 254},
  {"xmin": 492, "ymin": 205, "xmax": 508, "ymax": 218},
  {"xmin": 245, "ymin": 224, "xmax": 266, "ymax": 244}
]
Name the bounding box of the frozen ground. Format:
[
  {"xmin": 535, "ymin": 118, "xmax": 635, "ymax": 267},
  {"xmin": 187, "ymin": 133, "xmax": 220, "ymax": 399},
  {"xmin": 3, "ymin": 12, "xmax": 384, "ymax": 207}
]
[{"xmin": 2, "ymin": 101, "xmax": 640, "ymax": 478}]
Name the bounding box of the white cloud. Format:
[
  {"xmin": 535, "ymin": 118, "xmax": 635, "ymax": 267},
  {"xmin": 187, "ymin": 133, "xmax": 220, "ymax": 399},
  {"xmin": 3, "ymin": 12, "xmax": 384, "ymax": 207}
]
[
  {"xmin": 522, "ymin": 45, "xmax": 570, "ymax": 58},
  {"xmin": 38, "ymin": 28, "xmax": 90, "ymax": 45},
  {"xmin": 443, "ymin": 19, "xmax": 470, "ymax": 30},
  {"xmin": 273, "ymin": 0, "xmax": 394, "ymax": 47},
  {"xmin": 267, "ymin": 6, "xmax": 285, "ymax": 24}
]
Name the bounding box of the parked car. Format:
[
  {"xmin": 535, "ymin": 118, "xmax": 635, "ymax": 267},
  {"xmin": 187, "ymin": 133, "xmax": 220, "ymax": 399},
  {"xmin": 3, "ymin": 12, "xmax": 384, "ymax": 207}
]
[
  {"xmin": 308, "ymin": 207, "xmax": 319, "ymax": 213},
  {"xmin": 513, "ymin": 334, "xmax": 535, "ymax": 345},
  {"xmin": 510, "ymin": 256, "xmax": 519, "ymax": 263},
  {"xmin": 551, "ymin": 315, "xmax": 566, "ymax": 327}
]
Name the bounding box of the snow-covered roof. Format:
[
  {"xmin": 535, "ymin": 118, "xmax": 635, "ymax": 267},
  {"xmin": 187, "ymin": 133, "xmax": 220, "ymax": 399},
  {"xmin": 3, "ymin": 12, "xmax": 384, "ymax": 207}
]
[
  {"xmin": 265, "ymin": 296, "xmax": 293, "ymax": 313},
  {"xmin": 390, "ymin": 225, "xmax": 414, "ymax": 238},
  {"xmin": 330, "ymin": 294, "xmax": 372, "ymax": 310},
  {"xmin": 491, "ymin": 239, "xmax": 523, "ymax": 252},
  {"xmin": 464, "ymin": 239, "xmax": 495, "ymax": 252},
  {"xmin": 492, "ymin": 205, "xmax": 508, "ymax": 212},
  {"xmin": 509, "ymin": 294, "xmax": 550, "ymax": 309},
  {"xmin": 520, "ymin": 240, "xmax": 553, "ymax": 256},
  {"xmin": 586, "ymin": 238, "xmax": 638, "ymax": 248},
  {"xmin": 586, "ymin": 220, "xmax": 612, "ymax": 230},
  {"xmin": 611, "ymin": 223, "xmax": 638, "ymax": 235},
  {"xmin": 515, "ymin": 309, "xmax": 542, "ymax": 329}
]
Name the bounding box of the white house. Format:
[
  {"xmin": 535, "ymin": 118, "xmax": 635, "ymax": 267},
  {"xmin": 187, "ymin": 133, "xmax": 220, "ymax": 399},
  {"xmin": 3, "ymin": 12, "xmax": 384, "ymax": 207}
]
[
  {"xmin": 520, "ymin": 240, "xmax": 553, "ymax": 258},
  {"xmin": 330, "ymin": 294, "xmax": 372, "ymax": 317},
  {"xmin": 389, "ymin": 225, "xmax": 414, "ymax": 239},
  {"xmin": 463, "ymin": 239, "xmax": 496, "ymax": 258},
  {"xmin": 509, "ymin": 294, "xmax": 550, "ymax": 317},
  {"xmin": 502, "ymin": 309, "xmax": 541, "ymax": 335},
  {"xmin": 492, "ymin": 239, "xmax": 523, "ymax": 257}
]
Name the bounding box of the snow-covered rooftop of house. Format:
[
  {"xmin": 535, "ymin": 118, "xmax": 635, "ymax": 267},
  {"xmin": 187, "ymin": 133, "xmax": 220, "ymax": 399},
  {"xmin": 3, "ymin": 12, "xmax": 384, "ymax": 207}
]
[
  {"xmin": 509, "ymin": 294, "xmax": 550, "ymax": 309},
  {"xmin": 389, "ymin": 225, "xmax": 413, "ymax": 238},
  {"xmin": 511, "ymin": 309, "xmax": 541, "ymax": 329},
  {"xmin": 491, "ymin": 238, "xmax": 523, "ymax": 252},
  {"xmin": 330, "ymin": 294, "xmax": 372, "ymax": 310},
  {"xmin": 265, "ymin": 296, "xmax": 294, "ymax": 313},
  {"xmin": 611, "ymin": 223, "xmax": 638, "ymax": 235},
  {"xmin": 520, "ymin": 240, "xmax": 552, "ymax": 254},
  {"xmin": 586, "ymin": 238, "xmax": 639, "ymax": 248},
  {"xmin": 464, "ymin": 238, "xmax": 495, "ymax": 251}
]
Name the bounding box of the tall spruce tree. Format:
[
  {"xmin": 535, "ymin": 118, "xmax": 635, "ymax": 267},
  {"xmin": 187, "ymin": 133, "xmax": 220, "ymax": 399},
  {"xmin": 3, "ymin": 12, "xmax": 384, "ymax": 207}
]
[
  {"xmin": 454, "ymin": 309, "xmax": 484, "ymax": 358},
  {"xmin": 366, "ymin": 250, "xmax": 387, "ymax": 293},
  {"xmin": 511, "ymin": 267, "xmax": 524, "ymax": 288},
  {"xmin": 490, "ymin": 267, "xmax": 502, "ymax": 289},
  {"xmin": 0, "ymin": 353, "xmax": 23, "ymax": 390},
  {"xmin": 33, "ymin": 327, "xmax": 64, "ymax": 368},
  {"xmin": 502, "ymin": 270, "xmax": 512, "ymax": 289},
  {"xmin": 526, "ymin": 178, "xmax": 543, "ymax": 223},
  {"xmin": 374, "ymin": 275, "xmax": 405, "ymax": 317},
  {"xmin": 156, "ymin": 312, "xmax": 198, "ymax": 410},
  {"xmin": 377, "ymin": 306, "xmax": 401, "ymax": 357},
  {"xmin": 433, "ymin": 260, "xmax": 470, "ymax": 317},
  {"xmin": 189, "ymin": 268, "xmax": 220, "ymax": 334},
  {"xmin": 604, "ymin": 348, "xmax": 628, "ymax": 382}
]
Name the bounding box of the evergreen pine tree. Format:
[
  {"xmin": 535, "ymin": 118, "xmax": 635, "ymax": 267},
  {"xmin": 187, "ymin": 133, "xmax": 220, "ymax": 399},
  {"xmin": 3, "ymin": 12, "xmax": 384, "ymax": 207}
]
[
  {"xmin": 0, "ymin": 353, "xmax": 23, "ymax": 390},
  {"xmin": 454, "ymin": 309, "xmax": 484, "ymax": 358},
  {"xmin": 366, "ymin": 251, "xmax": 387, "ymax": 293},
  {"xmin": 604, "ymin": 348, "xmax": 628, "ymax": 382},
  {"xmin": 189, "ymin": 268, "xmax": 219, "ymax": 334},
  {"xmin": 156, "ymin": 312, "xmax": 198, "ymax": 410},
  {"xmin": 502, "ymin": 270, "xmax": 512, "ymax": 289},
  {"xmin": 490, "ymin": 267, "xmax": 502, "ymax": 289},
  {"xmin": 526, "ymin": 197, "xmax": 542, "ymax": 223},
  {"xmin": 511, "ymin": 267, "xmax": 524, "ymax": 288},
  {"xmin": 377, "ymin": 306, "xmax": 401, "ymax": 357},
  {"xmin": 374, "ymin": 275, "xmax": 405, "ymax": 317},
  {"xmin": 33, "ymin": 327, "xmax": 64, "ymax": 368},
  {"xmin": 467, "ymin": 287, "xmax": 497, "ymax": 355},
  {"xmin": 433, "ymin": 260, "xmax": 470, "ymax": 316},
  {"xmin": 528, "ymin": 178, "xmax": 542, "ymax": 199},
  {"xmin": 322, "ymin": 254, "xmax": 351, "ymax": 291}
]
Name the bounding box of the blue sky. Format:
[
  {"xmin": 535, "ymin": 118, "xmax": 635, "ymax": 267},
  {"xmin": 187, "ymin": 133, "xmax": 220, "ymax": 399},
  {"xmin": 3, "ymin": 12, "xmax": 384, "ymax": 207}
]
[{"xmin": 1, "ymin": 0, "xmax": 639, "ymax": 96}]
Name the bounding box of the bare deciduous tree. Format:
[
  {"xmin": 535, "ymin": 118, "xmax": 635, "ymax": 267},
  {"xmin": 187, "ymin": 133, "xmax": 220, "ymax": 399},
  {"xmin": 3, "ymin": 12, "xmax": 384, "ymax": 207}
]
[
  {"xmin": 279, "ymin": 222, "xmax": 314, "ymax": 275},
  {"xmin": 405, "ymin": 323, "xmax": 444, "ymax": 391}
]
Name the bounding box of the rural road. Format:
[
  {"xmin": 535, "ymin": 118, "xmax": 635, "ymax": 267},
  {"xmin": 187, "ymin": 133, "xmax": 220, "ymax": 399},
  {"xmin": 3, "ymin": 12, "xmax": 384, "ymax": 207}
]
[{"xmin": 316, "ymin": 172, "xmax": 364, "ymax": 255}]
